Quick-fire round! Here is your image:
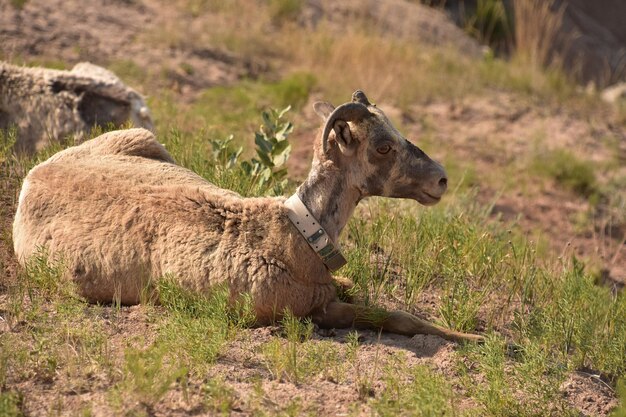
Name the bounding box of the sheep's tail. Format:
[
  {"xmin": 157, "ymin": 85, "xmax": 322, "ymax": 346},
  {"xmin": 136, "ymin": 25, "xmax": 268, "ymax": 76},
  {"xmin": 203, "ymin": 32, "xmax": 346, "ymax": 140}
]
[{"xmin": 311, "ymin": 301, "xmax": 484, "ymax": 343}]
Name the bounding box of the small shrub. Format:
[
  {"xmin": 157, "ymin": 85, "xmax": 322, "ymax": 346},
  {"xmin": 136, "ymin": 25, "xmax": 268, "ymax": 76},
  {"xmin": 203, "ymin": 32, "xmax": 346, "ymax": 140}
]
[
  {"xmin": 0, "ymin": 391, "xmax": 24, "ymax": 417},
  {"xmin": 162, "ymin": 105, "xmax": 294, "ymax": 197},
  {"xmin": 9, "ymin": 0, "xmax": 27, "ymax": 10},
  {"xmin": 203, "ymin": 378, "xmax": 237, "ymax": 415},
  {"xmin": 268, "ymin": 0, "xmax": 302, "ymax": 25},
  {"xmin": 121, "ymin": 344, "xmax": 188, "ymax": 408},
  {"xmin": 241, "ymin": 105, "xmax": 293, "ymax": 195},
  {"xmin": 373, "ymin": 364, "xmax": 458, "ymax": 416},
  {"xmin": 532, "ymin": 149, "xmax": 598, "ymax": 198}
]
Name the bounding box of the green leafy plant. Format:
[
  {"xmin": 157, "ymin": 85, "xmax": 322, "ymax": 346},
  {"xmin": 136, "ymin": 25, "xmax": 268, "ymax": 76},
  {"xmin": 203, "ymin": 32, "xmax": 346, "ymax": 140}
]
[
  {"xmin": 241, "ymin": 106, "xmax": 293, "ymax": 195},
  {"xmin": 209, "ymin": 135, "xmax": 243, "ymax": 172}
]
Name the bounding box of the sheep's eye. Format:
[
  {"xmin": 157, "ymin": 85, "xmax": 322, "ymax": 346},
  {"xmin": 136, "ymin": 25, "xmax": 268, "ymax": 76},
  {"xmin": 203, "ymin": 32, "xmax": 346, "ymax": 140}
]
[{"xmin": 377, "ymin": 144, "xmax": 391, "ymax": 154}]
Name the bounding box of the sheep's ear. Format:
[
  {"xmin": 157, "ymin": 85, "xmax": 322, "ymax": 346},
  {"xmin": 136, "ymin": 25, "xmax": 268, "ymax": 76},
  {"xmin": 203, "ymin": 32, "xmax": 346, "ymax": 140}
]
[
  {"xmin": 313, "ymin": 101, "xmax": 334, "ymax": 120},
  {"xmin": 332, "ymin": 120, "xmax": 356, "ymax": 156}
]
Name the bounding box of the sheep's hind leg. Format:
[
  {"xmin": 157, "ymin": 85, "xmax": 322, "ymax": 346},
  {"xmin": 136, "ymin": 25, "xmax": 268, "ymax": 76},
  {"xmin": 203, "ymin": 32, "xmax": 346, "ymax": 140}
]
[{"xmin": 311, "ymin": 301, "xmax": 483, "ymax": 343}]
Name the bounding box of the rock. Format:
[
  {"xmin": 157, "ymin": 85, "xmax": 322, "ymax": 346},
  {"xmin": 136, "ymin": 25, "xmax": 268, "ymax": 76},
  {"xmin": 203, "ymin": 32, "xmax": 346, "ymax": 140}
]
[
  {"xmin": 301, "ymin": 0, "xmax": 484, "ymax": 57},
  {"xmin": 556, "ymin": 0, "xmax": 626, "ymax": 88},
  {"xmin": 601, "ymin": 82, "xmax": 626, "ymax": 103},
  {"xmin": 0, "ymin": 61, "xmax": 153, "ymax": 154}
]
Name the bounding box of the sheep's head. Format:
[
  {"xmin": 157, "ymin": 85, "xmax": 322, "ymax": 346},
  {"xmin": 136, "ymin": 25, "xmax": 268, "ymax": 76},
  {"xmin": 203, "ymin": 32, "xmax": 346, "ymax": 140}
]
[{"xmin": 313, "ymin": 90, "xmax": 447, "ymax": 205}]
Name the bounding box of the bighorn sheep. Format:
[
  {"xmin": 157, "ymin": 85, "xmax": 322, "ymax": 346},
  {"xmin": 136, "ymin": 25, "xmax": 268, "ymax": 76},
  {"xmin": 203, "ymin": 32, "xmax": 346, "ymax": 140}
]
[
  {"xmin": 13, "ymin": 90, "xmax": 482, "ymax": 343},
  {"xmin": 0, "ymin": 61, "xmax": 153, "ymax": 154}
]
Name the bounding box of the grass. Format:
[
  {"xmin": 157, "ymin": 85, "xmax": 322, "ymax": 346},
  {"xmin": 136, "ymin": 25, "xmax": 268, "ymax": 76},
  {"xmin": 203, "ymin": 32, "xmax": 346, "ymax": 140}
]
[
  {"xmin": 344, "ymin": 195, "xmax": 510, "ymax": 323},
  {"xmin": 463, "ymin": 0, "xmax": 514, "ymax": 53},
  {"xmin": 106, "ymin": 59, "xmax": 147, "ymax": 86},
  {"xmin": 117, "ymin": 344, "xmax": 188, "ymax": 410},
  {"xmin": 268, "ymin": 0, "xmax": 303, "ymax": 25},
  {"xmin": 155, "ymin": 277, "xmax": 255, "ymax": 373},
  {"xmin": 133, "ymin": 0, "xmax": 603, "ymax": 133},
  {"xmin": 513, "ymin": 0, "xmax": 565, "ymax": 69},
  {"xmin": 1, "ymin": 121, "xmax": 624, "ymax": 414},
  {"xmin": 372, "ymin": 362, "xmax": 459, "ymax": 416},
  {"xmin": 1, "ymin": 59, "xmax": 624, "ymax": 414},
  {"xmin": 262, "ymin": 312, "xmax": 322, "ymax": 383},
  {"xmin": 338, "ymin": 192, "xmax": 625, "ymax": 414},
  {"xmin": 458, "ymin": 336, "xmax": 576, "ymax": 416},
  {"xmin": 0, "ymin": 392, "xmax": 23, "ymax": 417},
  {"xmin": 149, "ymin": 72, "xmax": 315, "ymax": 152}
]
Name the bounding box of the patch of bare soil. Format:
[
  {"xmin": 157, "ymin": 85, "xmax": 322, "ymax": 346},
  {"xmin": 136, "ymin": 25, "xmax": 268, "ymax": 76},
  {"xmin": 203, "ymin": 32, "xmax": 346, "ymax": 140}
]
[
  {"xmin": 561, "ymin": 372, "xmax": 619, "ymax": 417},
  {"xmin": 4, "ymin": 299, "xmax": 462, "ymax": 416},
  {"xmin": 0, "ymin": 0, "xmax": 265, "ymax": 100}
]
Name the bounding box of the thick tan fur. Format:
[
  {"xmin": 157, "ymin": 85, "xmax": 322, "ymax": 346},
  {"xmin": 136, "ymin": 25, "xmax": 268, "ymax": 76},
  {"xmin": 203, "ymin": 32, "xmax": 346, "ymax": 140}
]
[{"xmin": 13, "ymin": 128, "xmax": 334, "ymax": 322}]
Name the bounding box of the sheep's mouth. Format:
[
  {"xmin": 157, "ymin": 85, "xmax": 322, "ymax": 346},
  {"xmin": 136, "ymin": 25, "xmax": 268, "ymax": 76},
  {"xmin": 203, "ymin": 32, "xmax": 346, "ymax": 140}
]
[{"xmin": 417, "ymin": 191, "xmax": 442, "ymax": 205}]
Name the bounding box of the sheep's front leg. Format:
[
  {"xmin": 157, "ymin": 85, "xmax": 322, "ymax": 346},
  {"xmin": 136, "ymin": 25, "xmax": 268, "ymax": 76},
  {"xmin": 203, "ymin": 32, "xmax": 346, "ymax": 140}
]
[{"xmin": 311, "ymin": 301, "xmax": 484, "ymax": 343}]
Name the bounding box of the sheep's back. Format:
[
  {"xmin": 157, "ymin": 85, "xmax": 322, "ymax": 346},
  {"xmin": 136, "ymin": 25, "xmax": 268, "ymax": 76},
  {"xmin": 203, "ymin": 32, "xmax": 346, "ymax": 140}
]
[
  {"xmin": 13, "ymin": 137, "xmax": 336, "ymax": 316},
  {"xmin": 13, "ymin": 153, "xmax": 233, "ymax": 303}
]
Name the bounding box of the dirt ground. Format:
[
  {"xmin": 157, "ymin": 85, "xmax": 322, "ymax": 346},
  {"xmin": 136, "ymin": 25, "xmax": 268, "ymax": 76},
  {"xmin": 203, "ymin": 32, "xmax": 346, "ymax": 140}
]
[{"xmin": 1, "ymin": 0, "xmax": 625, "ymax": 415}]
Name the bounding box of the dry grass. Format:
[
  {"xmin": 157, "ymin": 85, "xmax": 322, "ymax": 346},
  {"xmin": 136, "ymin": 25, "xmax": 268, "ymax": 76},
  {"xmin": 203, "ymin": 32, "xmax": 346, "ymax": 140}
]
[{"xmin": 513, "ymin": 0, "xmax": 566, "ymax": 69}]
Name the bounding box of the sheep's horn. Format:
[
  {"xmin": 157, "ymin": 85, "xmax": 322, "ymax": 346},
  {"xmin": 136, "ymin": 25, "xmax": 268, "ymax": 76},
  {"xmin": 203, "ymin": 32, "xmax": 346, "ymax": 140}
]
[
  {"xmin": 322, "ymin": 101, "xmax": 371, "ymax": 154},
  {"xmin": 352, "ymin": 90, "xmax": 371, "ymax": 106}
]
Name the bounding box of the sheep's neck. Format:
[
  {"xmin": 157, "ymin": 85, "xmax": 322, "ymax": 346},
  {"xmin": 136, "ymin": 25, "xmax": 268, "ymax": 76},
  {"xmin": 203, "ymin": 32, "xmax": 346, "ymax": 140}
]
[{"xmin": 296, "ymin": 162, "xmax": 360, "ymax": 243}]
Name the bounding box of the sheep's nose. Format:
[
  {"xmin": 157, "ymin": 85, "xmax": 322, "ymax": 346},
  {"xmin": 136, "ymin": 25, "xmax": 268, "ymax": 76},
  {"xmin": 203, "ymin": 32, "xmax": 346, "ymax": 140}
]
[{"xmin": 438, "ymin": 176, "xmax": 448, "ymax": 190}]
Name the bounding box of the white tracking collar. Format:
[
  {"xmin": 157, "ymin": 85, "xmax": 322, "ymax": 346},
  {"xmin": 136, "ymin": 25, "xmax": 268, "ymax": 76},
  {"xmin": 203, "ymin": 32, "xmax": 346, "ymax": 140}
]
[{"xmin": 284, "ymin": 194, "xmax": 347, "ymax": 272}]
